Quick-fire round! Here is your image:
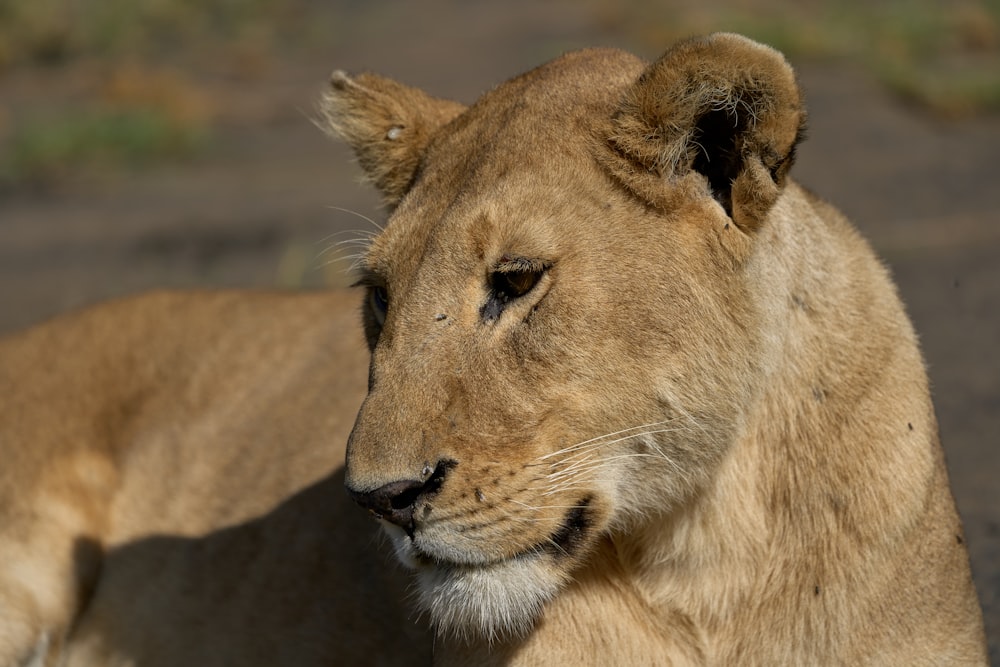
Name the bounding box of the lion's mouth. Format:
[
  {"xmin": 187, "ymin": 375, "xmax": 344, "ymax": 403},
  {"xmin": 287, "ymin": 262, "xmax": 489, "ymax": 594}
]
[
  {"xmin": 395, "ymin": 496, "xmax": 599, "ymax": 640},
  {"xmin": 409, "ymin": 544, "xmax": 538, "ymax": 570},
  {"xmin": 404, "ymin": 495, "xmax": 594, "ymax": 570}
]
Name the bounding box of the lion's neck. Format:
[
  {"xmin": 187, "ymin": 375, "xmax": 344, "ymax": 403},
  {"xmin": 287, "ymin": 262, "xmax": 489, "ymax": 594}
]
[{"xmin": 611, "ymin": 187, "xmax": 940, "ymax": 660}]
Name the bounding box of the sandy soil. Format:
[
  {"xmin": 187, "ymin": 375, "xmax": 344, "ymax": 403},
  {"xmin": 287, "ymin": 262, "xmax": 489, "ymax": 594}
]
[{"xmin": 1, "ymin": 1, "xmax": 997, "ymax": 659}]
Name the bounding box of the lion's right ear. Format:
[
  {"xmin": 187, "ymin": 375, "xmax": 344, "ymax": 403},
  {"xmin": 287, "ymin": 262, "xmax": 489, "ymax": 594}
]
[{"xmin": 320, "ymin": 71, "xmax": 466, "ymax": 208}]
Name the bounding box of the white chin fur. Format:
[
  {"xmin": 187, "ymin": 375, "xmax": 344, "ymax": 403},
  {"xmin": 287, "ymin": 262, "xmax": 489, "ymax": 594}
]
[
  {"xmin": 416, "ymin": 556, "xmax": 561, "ymax": 642},
  {"xmin": 381, "ymin": 523, "xmax": 560, "ymax": 640},
  {"xmin": 381, "ymin": 522, "xmax": 567, "ymax": 640}
]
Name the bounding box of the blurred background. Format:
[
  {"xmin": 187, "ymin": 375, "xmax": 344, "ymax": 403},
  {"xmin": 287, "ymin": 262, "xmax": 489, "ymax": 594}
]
[{"xmin": 1, "ymin": 0, "xmax": 997, "ymax": 659}]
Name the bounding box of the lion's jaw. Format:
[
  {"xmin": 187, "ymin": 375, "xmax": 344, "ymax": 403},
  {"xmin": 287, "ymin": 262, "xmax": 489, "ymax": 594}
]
[
  {"xmin": 376, "ymin": 456, "xmax": 688, "ymax": 642},
  {"xmin": 385, "ymin": 522, "xmax": 566, "ymax": 641},
  {"xmin": 370, "ymin": 451, "xmax": 624, "ymax": 640}
]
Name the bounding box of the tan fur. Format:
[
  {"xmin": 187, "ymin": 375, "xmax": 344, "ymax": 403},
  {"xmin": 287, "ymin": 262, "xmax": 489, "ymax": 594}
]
[
  {"xmin": 0, "ymin": 33, "xmax": 987, "ymax": 666},
  {"xmin": 0, "ymin": 291, "xmax": 426, "ymax": 666},
  {"xmin": 332, "ymin": 33, "xmax": 987, "ymax": 663}
]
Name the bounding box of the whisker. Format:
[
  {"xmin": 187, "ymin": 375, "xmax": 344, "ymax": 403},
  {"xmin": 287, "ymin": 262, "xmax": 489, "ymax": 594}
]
[
  {"xmin": 314, "ymin": 227, "xmax": 379, "ymax": 248},
  {"xmin": 509, "ymin": 499, "xmax": 593, "ymax": 512},
  {"xmin": 537, "ymin": 417, "xmax": 693, "ymax": 463},
  {"xmin": 317, "ymin": 240, "xmax": 375, "ymax": 261},
  {"xmin": 536, "ymin": 452, "xmax": 683, "ymax": 496},
  {"xmin": 536, "ymin": 418, "xmax": 683, "ymax": 461},
  {"xmin": 326, "ymin": 205, "xmax": 384, "ymax": 231},
  {"xmin": 546, "ymin": 427, "xmax": 690, "ymax": 479},
  {"xmin": 546, "ymin": 453, "xmax": 598, "ymax": 480},
  {"xmin": 670, "ymin": 402, "xmax": 708, "ymax": 435},
  {"xmin": 316, "ymin": 252, "xmax": 368, "ymax": 273}
]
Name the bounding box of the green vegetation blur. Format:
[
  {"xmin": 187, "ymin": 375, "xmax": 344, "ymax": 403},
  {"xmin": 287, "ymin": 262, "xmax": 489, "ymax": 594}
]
[{"xmin": 1, "ymin": 0, "xmax": 997, "ymax": 186}]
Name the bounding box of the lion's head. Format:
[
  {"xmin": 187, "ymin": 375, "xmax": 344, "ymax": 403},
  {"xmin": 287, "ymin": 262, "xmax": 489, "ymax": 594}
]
[{"xmin": 322, "ymin": 34, "xmax": 804, "ymax": 641}]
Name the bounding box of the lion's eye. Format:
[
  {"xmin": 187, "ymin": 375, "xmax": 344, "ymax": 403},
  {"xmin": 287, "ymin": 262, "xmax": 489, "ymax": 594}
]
[
  {"xmin": 482, "ymin": 258, "xmax": 549, "ymax": 323},
  {"xmin": 492, "ymin": 269, "xmax": 543, "ymax": 301},
  {"xmin": 369, "ymin": 286, "xmax": 389, "ymax": 327}
]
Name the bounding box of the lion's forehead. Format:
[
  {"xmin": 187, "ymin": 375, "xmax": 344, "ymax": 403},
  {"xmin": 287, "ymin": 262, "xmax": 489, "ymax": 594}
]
[
  {"xmin": 369, "ymin": 164, "xmax": 618, "ymax": 289},
  {"xmin": 438, "ymin": 47, "xmax": 645, "ymax": 147},
  {"xmin": 362, "ymin": 52, "xmax": 650, "ymax": 283}
]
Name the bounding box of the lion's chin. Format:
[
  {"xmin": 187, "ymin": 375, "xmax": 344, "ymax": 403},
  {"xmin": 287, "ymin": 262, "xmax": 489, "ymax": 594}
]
[
  {"xmin": 414, "ymin": 554, "xmax": 563, "ymax": 642},
  {"xmin": 382, "ymin": 525, "xmax": 565, "ymax": 641}
]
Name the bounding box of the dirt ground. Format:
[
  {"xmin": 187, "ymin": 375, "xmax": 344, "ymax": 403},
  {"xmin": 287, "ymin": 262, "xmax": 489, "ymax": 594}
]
[{"xmin": 1, "ymin": 1, "xmax": 998, "ymax": 659}]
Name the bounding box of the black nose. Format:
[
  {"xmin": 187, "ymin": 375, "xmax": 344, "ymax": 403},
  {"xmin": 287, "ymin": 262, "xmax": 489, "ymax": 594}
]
[
  {"xmin": 346, "ymin": 462, "xmax": 452, "ymax": 532},
  {"xmin": 348, "ymin": 479, "xmax": 424, "ymax": 529}
]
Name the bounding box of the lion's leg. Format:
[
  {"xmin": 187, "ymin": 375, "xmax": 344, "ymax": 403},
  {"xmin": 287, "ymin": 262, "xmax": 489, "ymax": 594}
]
[
  {"xmin": 0, "ymin": 535, "xmax": 96, "ymax": 666},
  {"xmin": 0, "ymin": 480, "xmax": 106, "ymax": 666}
]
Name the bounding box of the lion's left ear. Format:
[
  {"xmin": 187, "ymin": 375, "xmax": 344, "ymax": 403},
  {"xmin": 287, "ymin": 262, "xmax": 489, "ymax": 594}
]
[
  {"xmin": 320, "ymin": 71, "xmax": 466, "ymax": 208},
  {"xmin": 606, "ymin": 33, "xmax": 806, "ymax": 231}
]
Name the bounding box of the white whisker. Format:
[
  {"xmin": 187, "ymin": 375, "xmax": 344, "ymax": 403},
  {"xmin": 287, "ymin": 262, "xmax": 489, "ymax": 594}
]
[
  {"xmin": 551, "ymin": 425, "xmax": 691, "ymax": 469},
  {"xmin": 509, "ymin": 500, "xmax": 592, "ymax": 512},
  {"xmin": 537, "ymin": 418, "xmax": 684, "ymax": 461},
  {"xmin": 314, "ymin": 227, "xmax": 379, "ymax": 247},
  {"xmin": 537, "ymin": 451, "xmax": 684, "ymax": 496},
  {"xmin": 325, "ymin": 205, "xmax": 384, "ymax": 231},
  {"xmin": 545, "ymin": 428, "xmax": 689, "ymax": 482}
]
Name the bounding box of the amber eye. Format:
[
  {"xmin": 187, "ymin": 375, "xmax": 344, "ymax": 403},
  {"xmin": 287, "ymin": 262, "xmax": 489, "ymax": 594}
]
[
  {"xmin": 369, "ymin": 286, "xmax": 389, "ymax": 327},
  {"xmin": 491, "ymin": 269, "xmax": 543, "ymax": 302}
]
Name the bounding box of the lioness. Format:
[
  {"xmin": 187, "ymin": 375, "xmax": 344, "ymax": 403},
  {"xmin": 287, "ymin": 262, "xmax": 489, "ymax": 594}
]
[{"xmin": 0, "ymin": 33, "xmax": 986, "ymax": 666}]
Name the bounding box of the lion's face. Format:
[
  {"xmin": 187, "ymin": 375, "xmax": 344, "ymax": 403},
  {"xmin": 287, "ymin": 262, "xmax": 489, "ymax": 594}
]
[{"xmin": 325, "ymin": 35, "xmax": 804, "ymax": 640}]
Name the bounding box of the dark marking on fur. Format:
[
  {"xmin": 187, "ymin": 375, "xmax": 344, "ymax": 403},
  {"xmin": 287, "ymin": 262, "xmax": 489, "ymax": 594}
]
[
  {"xmin": 956, "ymin": 534, "xmax": 964, "ymax": 545},
  {"xmin": 426, "ymin": 460, "xmax": 456, "ymax": 495},
  {"xmin": 812, "ymin": 387, "xmax": 826, "ymax": 402},
  {"xmin": 827, "ymin": 494, "xmax": 844, "ymax": 514},
  {"xmin": 908, "ymin": 422, "xmax": 914, "ymax": 431},
  {"xmin": 434, "ymin": 504, "xmax": 490, "ymax": 525},
  {"xmin": 481, "ymin": 295, "xmax": 505, "ymax": 322},
  {"xmin": 814, "ymin": 585, "xmax": 821, "ymax": 596},
  {"xmin": 547, "ymin": 496, "xmax": 592, "ymax": 556}
]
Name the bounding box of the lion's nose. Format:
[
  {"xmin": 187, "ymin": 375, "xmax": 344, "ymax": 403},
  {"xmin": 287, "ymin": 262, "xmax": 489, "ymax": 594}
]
[
  {"xmin": 347, "ymin": 479, "xmax": 424, "ymax": 529},
  {"xmin": 346, "ymin": 461, "xmax": 453, "ymax": 532}
]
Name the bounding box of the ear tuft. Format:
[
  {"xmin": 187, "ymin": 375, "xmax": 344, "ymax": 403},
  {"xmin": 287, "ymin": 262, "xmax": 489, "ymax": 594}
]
[
  {"xmin": 606, "ymin": 33, "xmax": 806, "ymax": 231},
  {"xmin": 319, "ymin": 71, "xmax": 465, "ymax": 208}
]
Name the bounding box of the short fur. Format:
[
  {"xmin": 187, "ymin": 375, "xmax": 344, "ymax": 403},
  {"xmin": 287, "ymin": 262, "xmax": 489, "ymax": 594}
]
[
  {"xmin": 0, "ymin": 291, "xmax": 427, "ymax": 666},
  {"xmin": 0, "ymin": 33, "xmax": 986, "ymax": 666},
  {"xmin": 333, "ymin": 33, "xmax": 987, "ymax": 663}
]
